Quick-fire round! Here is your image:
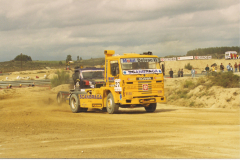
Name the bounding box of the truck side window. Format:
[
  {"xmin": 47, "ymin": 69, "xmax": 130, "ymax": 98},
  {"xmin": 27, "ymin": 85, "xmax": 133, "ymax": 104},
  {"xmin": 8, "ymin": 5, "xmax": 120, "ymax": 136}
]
[{"xmin": 110, "ymin": 61, "xmax": 119, "ymax": 76}]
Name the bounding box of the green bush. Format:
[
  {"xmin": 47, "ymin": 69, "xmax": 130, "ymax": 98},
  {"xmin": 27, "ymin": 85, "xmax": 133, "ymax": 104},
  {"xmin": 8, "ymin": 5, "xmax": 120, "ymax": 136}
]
[
  {"xmin": 209, "ymin": 72, "xmax": 239, "ymax": 88},
  {"xmin": 184, "ymin": 63, "xmax": 193, "ymax": 70},
  {"xmin": 51, "ymin": 70, "xmax": 70, "ymax": 88}
]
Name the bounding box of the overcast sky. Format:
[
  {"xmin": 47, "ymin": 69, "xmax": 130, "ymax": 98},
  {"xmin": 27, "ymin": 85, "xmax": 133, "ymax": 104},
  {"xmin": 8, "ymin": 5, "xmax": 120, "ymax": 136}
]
[{"xmin": 0, "ymin": 0, "xmax": 239, "ymax": 62}]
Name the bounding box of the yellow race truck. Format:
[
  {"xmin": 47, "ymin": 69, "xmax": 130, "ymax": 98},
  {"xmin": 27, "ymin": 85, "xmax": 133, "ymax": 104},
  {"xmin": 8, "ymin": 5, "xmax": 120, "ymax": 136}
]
[{"xmin": 68, "ymin": 50, "xmax": 165, "ymax": 114}]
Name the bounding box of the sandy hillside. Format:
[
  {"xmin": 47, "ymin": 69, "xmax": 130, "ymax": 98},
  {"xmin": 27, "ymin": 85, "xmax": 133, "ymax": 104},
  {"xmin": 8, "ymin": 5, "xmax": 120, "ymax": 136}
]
[
  {"xmin": 0, "ymin": 69, "xmax": 67, "ymax": 81},
  {"xmin": 164, "ymin": 77, "xmax": 240, "ymax": 109}
]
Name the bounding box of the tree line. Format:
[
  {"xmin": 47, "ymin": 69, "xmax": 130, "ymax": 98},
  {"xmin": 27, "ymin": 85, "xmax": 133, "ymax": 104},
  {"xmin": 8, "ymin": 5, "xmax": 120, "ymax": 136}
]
[
  {"xmin": 186, "ymin": 46, "xmax": 240, "ymax": 56},
  {"xmin": 13, "ymin": 46, "xmax": 239, "ymax": 62},
  {"xmin": 14, "ymin": 54, "xmax": 32, "ymax": 61}
]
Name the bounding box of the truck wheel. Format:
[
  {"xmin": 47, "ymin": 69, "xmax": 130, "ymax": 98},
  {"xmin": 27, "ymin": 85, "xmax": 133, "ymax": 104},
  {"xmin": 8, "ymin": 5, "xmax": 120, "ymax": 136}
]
[
  {"xmin": 145, "ymin": 103, "xmax": 156, "ymax": 112},
  {"xmin": 57, "ymin": 93, "xmax": 62, "ymax": 105},
  {"xmin": 106, "ymin": 93, "xmax": 119, "ymax": 114},
  {"xmin": 70, "ymin": 94, "xmax": 80, "ymax": 113}
]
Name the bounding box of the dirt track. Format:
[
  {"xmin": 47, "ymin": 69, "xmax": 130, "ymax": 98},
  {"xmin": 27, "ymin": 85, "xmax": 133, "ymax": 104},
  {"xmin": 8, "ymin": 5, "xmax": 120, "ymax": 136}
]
[{"xmin": 0, "ymin": 87, "xmax": 239, "ymax": 158}]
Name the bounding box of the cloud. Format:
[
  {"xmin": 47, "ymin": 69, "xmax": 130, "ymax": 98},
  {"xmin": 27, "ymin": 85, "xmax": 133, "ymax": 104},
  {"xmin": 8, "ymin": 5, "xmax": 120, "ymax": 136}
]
[{"xmin": 0, "ymin": 0, "xmax": 239, "ymax": 61}]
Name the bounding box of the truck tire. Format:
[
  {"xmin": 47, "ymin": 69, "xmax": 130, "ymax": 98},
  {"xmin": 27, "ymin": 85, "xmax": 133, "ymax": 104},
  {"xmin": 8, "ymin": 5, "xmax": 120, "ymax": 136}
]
[
  {"xmin": 57, "ymin": 92, "xmax": 63, "ymax": 106},
  {"xmin": 106, "ymin": 93, "xmax": 119, "ymax": 114},
  {"xmin": 145, "ymin": 103, "xmax": 156, "ymax": 112},
  {"xmin": 70, "ymin": 94, "xmax": 80, "ymax": 113}
]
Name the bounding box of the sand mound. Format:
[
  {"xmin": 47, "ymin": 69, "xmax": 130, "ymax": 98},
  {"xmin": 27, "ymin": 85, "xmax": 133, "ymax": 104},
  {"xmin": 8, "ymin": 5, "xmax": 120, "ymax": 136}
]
[
  {"xmin": 0, "ymin": 69, "xmax": 58, "ymax": 81},
  {"xmin": 165, "ymin": 78, "xmax": 240, "ymax": 109},
  {"xmin": 50, "ymin": 84, "xmax": 70, "ymax": 93},
  {"xmin": 0, "ymin": 87, "xmax": 50, "ymax": 100}
]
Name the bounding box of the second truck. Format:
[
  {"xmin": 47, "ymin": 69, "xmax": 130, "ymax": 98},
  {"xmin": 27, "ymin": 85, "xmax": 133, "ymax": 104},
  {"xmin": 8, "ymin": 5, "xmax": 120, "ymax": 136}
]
[{"xmin": 68, "ymin": 50, "xmax": 166, "ymax": 114}]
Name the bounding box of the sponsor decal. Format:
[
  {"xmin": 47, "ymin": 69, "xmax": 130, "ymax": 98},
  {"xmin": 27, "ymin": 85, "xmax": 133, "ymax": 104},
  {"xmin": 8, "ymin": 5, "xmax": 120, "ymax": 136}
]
[
  {"xmin": 120, "ymin": 94, "xmax": 122, "ymax": 100},
  {"xmin": 126, "ymin": 92, "xmax": 132, "ymax": 95},
  {"xmin": 79, "ymin": 94, "xmax": 102, "ymax": 99},
  {"xmin": 142, "ymin": 84, "xmax": 149, "ymax": 91},
  {"xmin": 92, "ymin": 104, "xmax": 102, "ymax": 107},
  {"xmin": 108, "ymin": 77, "xmax": 114, "ymax": 82},
  {"xmin": 121, "ymin": 58, "xmax": 159, "ymax": 63},
  {"xmin": 194, "ymin": 56, "xmax": 212, "ymax": 60},
  {"xmin": 123, "ymin": 69, "xmax": 162, "ymax": 75},
  {"xmin": 137, "ymin": 77, "xmax": 153, "ymax": 80},
  {"xmin": 126, "ymin": 86, "xmax": 137, "ymax": 89},
  {"xmin": 158, "ymin": 90, "xmax": 162, "ymax": 93},
  {"xmin": 122, "ymin": 58, "xmax": 136, "ymax": 63},
  {"xmin": 177, "ymin": 56, "xmax": 193, "ymax": 60},
  {"xmin": 194, "ymin": 56, "xmax": 209, "ymax": 60},
  {"xmin": 160, "ymin": 57, "xmax": 177, "ymax": 61}
]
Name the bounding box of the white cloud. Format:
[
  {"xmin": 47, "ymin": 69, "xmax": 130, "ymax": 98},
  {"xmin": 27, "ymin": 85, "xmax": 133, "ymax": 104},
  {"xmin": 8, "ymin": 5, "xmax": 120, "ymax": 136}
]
[{"xmin": 0, "ymin": 0, "xmax": 239, "ymax": 61}]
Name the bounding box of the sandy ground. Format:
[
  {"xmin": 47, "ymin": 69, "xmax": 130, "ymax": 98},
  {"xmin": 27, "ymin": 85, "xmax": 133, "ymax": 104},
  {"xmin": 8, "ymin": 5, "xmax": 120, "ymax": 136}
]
[
  {"xmin": 0, "ymin": 84, "xmax": 239, "ymax": 158},
  {"xmin": 164, "ymin": 77, "xmax": 240, "ymax": 109},
  {"xmin": 0, "ymin": 61, "xmax": 239, "ymax": 158}
]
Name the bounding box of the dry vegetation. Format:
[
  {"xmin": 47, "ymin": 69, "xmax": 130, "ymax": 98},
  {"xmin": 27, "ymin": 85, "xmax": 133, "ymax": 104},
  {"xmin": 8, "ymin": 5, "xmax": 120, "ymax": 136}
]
[
  {"xmin": 165, "ymin": 72, "xmax": 240, "ymax": 109},
  {"xmin": 0, "ymin": 58, "xmax": 105, "ymax": 72}
]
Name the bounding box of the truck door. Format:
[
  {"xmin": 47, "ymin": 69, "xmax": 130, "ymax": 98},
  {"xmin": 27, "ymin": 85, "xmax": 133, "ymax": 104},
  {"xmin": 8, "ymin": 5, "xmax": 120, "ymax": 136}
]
[{"xmin": 106, "ymin": 60, "xmax": 119, "ymax": 86}]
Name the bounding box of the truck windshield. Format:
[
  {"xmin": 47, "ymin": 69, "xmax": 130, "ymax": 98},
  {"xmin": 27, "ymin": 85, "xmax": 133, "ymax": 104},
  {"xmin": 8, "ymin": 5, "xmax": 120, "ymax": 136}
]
[
  {"xmin": 82, "ymin": 70, "xmax": 104, "ymax": 79},
  {"xmin": 120, "ymin": 58, "xmax": 161, "ymax": 75}
]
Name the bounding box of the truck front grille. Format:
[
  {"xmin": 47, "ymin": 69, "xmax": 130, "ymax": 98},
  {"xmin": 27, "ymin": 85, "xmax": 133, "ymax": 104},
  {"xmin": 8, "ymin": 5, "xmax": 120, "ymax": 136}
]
[{"xmin": 138, "ymin": 81, "xmax": 152, "ymax": 94}]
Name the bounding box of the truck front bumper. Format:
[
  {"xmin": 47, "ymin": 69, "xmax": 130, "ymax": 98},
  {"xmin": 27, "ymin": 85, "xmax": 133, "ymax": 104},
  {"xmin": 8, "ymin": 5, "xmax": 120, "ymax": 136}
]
[{"xmin": 121, "ymin": 96, "xmax": 166, "ymax": 105}]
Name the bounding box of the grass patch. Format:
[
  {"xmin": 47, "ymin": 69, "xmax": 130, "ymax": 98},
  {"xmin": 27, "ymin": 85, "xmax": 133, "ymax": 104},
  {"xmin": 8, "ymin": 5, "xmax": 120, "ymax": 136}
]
[
  {"xmin": 189, "ymin": 101, "xmax": 195, "ymax": 107},
  {"xmin": 51, "ymin": 70, "xmax": 70, "ymax": 88},
  {"xmin": 178, "ymin": 89, "xmax": 189, "ymax": 99},
  {"xmin": 37, "ymin": 71, "xmax": 47, "ymax": 73},
  {"xmin": 208, "ymin": 72, "xmax": 239, "ymax": 88}
]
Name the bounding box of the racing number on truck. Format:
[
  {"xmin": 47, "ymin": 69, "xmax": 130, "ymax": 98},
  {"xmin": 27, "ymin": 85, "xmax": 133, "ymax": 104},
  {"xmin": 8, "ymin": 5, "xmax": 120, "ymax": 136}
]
[
  {"xmin": 115, "ymin": 81, "xmax": 120, "ymax": 88},
  {"xmin": 114, "ymin": 79, "xmax": 122, "ymax": 92}
]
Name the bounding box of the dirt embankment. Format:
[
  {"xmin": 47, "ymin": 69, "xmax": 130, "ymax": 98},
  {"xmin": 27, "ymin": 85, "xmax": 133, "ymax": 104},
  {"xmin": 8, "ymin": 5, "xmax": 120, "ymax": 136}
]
[
  {"xmin": 0, "ymin": 69, "xmax": 62, "ymax": 81},
  {"xmin": 164, "ymin": 77, "xmax": 239, "ymax": 109},
  {"xmin": 0, "ymin": 84, "xmax": 239, "ymax": 159}
]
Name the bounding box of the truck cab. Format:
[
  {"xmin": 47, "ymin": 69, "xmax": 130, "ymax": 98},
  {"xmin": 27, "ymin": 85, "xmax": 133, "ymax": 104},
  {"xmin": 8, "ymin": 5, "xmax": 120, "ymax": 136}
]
[
  {"xmin": 57, "ymin": 67, "xmax": 104, "ymax": 105},
  {"xmin": 72, "ymin": 67, "xmax": 105, "ymax": 90},
  {"xmin": 69, "ymin": 50, "xmax": 166, "ymax": 114}
]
